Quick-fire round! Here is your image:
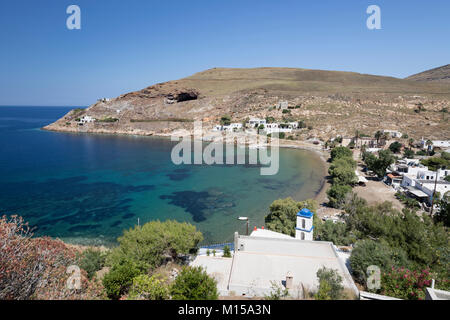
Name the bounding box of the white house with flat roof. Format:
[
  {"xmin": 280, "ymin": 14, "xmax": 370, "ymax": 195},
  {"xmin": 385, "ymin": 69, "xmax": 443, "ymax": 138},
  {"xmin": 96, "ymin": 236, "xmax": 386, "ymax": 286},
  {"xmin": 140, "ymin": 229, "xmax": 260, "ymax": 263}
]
[
  {"xmin": 420, "ymin": 139, "xmax": 450, "ymax": 150},
  {"xmin": 248, "ymin": 118, "xmax": 266, "ymax": 127},
  {"xmin": 191, "ymin": 208, "xmax": 359, "ymax": 298},
  {"xmin": 382, "ymin": 129, "xmax": 402, "ymax": 138}
]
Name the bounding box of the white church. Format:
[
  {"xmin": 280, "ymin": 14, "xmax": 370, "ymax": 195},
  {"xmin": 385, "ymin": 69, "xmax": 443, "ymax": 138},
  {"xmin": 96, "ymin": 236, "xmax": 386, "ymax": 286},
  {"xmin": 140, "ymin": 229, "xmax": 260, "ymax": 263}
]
[{"xmin": 191, "ymin": 207, "xmax": 359, "ymax": 298}]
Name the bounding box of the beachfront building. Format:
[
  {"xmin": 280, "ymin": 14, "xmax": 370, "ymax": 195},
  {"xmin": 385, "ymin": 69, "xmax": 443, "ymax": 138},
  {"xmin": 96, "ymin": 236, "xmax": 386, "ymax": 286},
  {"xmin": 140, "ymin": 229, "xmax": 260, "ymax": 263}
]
[{"xmin": 213, "ymin": 123, "xmax": 243, "ymax": 132}]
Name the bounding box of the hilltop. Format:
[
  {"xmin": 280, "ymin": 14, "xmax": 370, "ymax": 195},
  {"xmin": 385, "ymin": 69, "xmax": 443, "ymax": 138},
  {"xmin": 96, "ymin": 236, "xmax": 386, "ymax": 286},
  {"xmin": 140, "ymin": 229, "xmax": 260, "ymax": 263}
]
[
  {"xmin": 44, "ymin": 67, "xmax": 450, "ymax": 141},
  {"xmin": 406, "ymin": 64, "xmax": 450, "ymax": 83}
]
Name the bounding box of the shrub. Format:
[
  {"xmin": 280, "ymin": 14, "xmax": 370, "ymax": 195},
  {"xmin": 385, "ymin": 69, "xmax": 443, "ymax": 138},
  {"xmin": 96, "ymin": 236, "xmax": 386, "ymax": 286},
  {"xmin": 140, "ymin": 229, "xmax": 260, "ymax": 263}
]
[
  {"xmin": 78, "ymin": 248, "xmax": 106, "ymax": 280},
  {"xmin": 102, "ymin": 261, "xmax": 141, "ymax": 300},
  {"xmin": 220, "ymin": 115, "xmax": 231, "ymax": 126},
  {"xmin": 223, "ymin": 245, "xmax": 231, "ymax": 258},
  {"xmin": 380, "ymin": 267, "xmax": 432, "ymax": 300},
  {"xmin": 128, "ymin": 274, "xmax": 169, "ymax": 300},
  {"xmin": 0, "ymin": 215, "xmax": 104, "ymax": 300},
  {"xmin": 315, "ymin": 267, "xmax": 344, "ymax": 300},
  {"xmin": 107, "ymin": 220, "xmax": 203, "ymax": 272},
  {"xmin": 265, "ymin": 281, "xmax": 289, "ymax": 300},
  {"xmin": 403, "ymin": 149, "xmax": 415, "ymax": 159},
  {"xmin": 170, "ymin": 266, "xmax": 218, "ymax": 300},
  {"xmin": 349, "ymin": 239, "xmax": 409, "ymax": 286}
]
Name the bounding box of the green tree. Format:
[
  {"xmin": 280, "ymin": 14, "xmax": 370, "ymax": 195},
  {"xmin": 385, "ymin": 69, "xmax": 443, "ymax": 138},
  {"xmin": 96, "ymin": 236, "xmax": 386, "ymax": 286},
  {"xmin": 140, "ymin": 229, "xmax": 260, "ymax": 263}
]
[
  {"xmin": 363, "ymin": 150, "xmax": 395, "ymax": 178},
  {"xmin": 327, "ymin": 184, "xmax": 352, "ymax": 209},
  {"xmin": 374, "ymin": 131, "xmax": 383, "ymax": 145},
  {"xmin": 102, "ymin": 261, "xmax": 142, "ymax": 300},
  {"xmin": 107, "ymin": 220, "xmax": 203, "ymax": 272},
  {"xmin": 170, "ymin": 266, "xmax": 218, "ymax": 300},
  {"xmin": 328, "ymin": 157, "xmax": 357, "ymax": 186},
  {"xmin": 403, "ymin": 149, "xmax": 415, "ymax": 159},
  {"xmin": 330, "ymin": 146, "xmax": 353, "ymax": 161},
  {"xmin": 264, "ymin": 198, "xmax": 317, "ymax": 237},
  {"xmin": 349, "ymin": 239, "xmax": 409, "ymax": 286},
  {"xmin": 315, "ymin": 267, "xmax": 344, "ymax": 300},
  {"xmin": 128, "ymin": 274, "xmax": 170, "ymax": 300},
  {"xmin": 389, "ymin": 141, "xmax": 403, "ymax": 154},
  {"xmin": 435, "ymin": 192, "xmax": 450, "ymax": 227},
  {"xmin": 220, "ymin": 115, "xmax": 231, "ymax": 126},
  {"xmin": 316, "ymin": 220, "xmax": 354, "ymax": 246}
]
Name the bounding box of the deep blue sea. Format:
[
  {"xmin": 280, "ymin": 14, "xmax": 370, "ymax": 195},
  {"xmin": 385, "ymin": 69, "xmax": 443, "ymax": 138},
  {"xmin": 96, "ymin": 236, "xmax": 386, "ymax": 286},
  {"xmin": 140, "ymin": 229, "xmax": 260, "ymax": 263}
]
[{"xmin": 0, "ymin": 106, "xmax": 325, "ymax": 245}]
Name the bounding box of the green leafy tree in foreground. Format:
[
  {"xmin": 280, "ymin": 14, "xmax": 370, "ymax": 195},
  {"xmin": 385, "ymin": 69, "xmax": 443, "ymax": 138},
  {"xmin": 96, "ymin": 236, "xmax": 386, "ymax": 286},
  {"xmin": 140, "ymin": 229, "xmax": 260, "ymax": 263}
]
[
  {"xmin": 327, "ymin": 184, "xmax": 352, "ymax": 209},
  {"xmin": 264, "ymin": 198, "xmax": 317, "ymax": 237},
  {"xmin": 170, "ymin": 266, "xmax": 218, "ymax": 300},
  {"xmin": 128, "ymin": 274, "xmax": 170, "ymax": 300},
  {"xmin": 330, "ymin": 146, "xmax": 353, "ymax": 161},
  {"xmin": 349, "ymin": 239, "xmax": 409, "ymax": 286},
  {"xmin": 107, "ymin": 220, "xmax": 203, "ymax": 272}
]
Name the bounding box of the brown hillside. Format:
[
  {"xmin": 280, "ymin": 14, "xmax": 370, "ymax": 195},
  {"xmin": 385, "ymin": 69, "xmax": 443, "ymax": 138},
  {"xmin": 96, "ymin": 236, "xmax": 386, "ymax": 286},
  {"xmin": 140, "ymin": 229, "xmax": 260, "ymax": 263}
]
[
  {"xmin": 406, "ymin": 64, "xmax": 450, "ymax": 84},
  {"xmin": 44, "ymin": 67, "xmax": 450, "ymax": 141}
]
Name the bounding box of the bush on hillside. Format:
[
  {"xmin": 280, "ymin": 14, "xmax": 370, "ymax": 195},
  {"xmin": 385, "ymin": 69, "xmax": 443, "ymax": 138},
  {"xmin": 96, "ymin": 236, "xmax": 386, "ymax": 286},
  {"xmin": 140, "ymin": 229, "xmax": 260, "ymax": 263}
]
[
  {"xmin": 128, "ymin": 274, "xmax": 170, "ymax": 300},
  {"xmin": 169, "ymin": 266, "xmax": 218, "ymax": 300}
]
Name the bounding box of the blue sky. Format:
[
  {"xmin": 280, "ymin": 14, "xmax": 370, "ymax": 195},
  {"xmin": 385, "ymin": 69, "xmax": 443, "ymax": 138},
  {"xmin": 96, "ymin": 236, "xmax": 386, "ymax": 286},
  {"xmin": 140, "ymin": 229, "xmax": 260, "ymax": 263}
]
[{"xmin": 0, "ymin": 0, "xmax": 449, "ymax": 106}]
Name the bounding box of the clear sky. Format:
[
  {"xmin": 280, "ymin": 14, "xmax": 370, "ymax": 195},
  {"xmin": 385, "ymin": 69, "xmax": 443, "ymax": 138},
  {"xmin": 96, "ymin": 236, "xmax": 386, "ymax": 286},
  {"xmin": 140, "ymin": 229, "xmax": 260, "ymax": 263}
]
[{"xmin": 1, "ymin": 0, "xmax": 449, "ymax": 106}]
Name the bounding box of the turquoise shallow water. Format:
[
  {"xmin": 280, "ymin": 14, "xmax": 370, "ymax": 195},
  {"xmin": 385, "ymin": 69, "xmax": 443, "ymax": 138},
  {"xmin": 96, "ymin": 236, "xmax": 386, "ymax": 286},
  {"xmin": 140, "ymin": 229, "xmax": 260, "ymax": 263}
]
[{"xmin": 0, "ymin": 106, "xmax": 325, "ymax": 245}]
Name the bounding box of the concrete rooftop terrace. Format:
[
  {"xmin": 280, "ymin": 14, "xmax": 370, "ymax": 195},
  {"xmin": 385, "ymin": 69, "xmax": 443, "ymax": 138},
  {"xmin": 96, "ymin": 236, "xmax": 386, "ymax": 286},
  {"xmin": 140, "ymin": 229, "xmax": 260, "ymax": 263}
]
[{"xmin": 191, "ymin": 232, "xmax": 359, "ymax": 298}]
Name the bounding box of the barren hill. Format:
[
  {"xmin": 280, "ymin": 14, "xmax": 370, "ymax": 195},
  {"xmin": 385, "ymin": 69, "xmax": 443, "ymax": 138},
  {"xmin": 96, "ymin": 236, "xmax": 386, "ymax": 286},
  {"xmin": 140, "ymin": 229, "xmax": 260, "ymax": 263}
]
[
  {"xmin": 44, "ymin": 67, "xmax": 450, "ymax": 141},
  {"xmin": 406, "ymin": 64, "xmax": 450, "ymax": 83}
]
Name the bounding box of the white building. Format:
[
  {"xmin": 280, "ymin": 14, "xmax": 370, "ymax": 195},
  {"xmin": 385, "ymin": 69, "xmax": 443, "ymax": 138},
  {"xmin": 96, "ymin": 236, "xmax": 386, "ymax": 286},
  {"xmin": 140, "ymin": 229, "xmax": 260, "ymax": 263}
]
[
  {"xmin": 278, "ymin": 101, "xmax": 289, "ymax": 110},
  {"xmin": 213, "ymin": 123, "xmax": 243, "ymax": 132},
  {"xmin": 191, "ymin": 207, "xmax": 359, "ymax": 298},
  {"xmin": 264, "ymin": 127, "xmax": 292, "ymax": 135},
  {"xmin": 382, "ymin": 129, "xmax": 402, "ymax": 138},
  {"xmin": 417, "ymin": 181, "xmax": 450, "ymax": 201},
  {"xmin": 420, "ymin": 139, "xmax": 450, "ymax": 150},
  {"xmin": 77, "ymin": 115, "xmax": 96, "ymax": 124},
  {"xmin": 248, "ymin": 118, "xmax": 266, "ymax": 127}
]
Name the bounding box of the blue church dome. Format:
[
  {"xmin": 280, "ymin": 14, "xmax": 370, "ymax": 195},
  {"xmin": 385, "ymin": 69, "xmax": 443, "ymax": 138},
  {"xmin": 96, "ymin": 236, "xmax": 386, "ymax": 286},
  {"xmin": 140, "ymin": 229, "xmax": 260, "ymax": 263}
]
[{"xmin": 296, "ymin": 208, "xmax": 314, "ymax": 218}]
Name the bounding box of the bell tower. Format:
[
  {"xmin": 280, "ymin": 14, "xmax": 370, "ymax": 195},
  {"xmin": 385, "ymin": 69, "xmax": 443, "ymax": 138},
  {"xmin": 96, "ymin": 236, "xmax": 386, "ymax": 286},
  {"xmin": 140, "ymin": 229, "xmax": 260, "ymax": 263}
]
[{"xmin": 295, "ymin": 208, "xmax": 314, "ymax": 241}]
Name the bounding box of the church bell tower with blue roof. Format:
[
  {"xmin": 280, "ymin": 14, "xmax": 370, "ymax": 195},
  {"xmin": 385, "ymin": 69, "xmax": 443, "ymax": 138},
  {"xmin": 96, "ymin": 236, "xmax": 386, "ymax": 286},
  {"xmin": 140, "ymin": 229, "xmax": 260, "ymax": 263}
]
[{"xmin": 295, "ymin": 208, "xmax": 314, "ymax": 241}]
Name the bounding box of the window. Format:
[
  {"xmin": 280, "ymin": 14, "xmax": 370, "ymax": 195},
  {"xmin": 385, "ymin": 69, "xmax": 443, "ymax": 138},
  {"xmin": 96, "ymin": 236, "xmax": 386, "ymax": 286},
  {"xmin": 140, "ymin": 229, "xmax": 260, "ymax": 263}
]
[{"xmin": 302, "ymin": 219, "xmax": 305, "ymax": 229}]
